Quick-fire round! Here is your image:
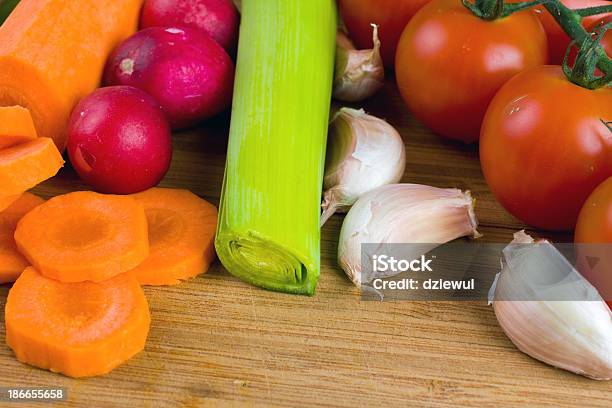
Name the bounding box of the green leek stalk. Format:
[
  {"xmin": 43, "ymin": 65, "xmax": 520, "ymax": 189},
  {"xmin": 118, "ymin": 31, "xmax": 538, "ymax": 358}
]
[{"xmin": 215, "ymin": 0, "xmax": 337, "ymax": 295}]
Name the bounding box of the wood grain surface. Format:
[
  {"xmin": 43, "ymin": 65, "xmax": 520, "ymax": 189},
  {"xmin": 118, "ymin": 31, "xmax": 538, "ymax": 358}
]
[{"xmin": 0, "ymin": 79, "xmax": 609, "ymax": 408}]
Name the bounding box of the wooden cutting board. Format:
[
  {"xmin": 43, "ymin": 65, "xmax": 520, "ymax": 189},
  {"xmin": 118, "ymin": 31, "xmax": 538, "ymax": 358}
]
[{"xmin": 0, "ymin": 79, "xmax": 609, "ymax": 407}]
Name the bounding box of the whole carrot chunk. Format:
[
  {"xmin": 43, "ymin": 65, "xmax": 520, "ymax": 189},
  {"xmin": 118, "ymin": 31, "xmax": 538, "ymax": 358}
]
[
  {"xmin": 130, "ymin": 188, "xmax": 218, "ymax": 285},
  {"xmin": 15, "ymin": 191, "xmax": 149, "ymax": 282},
  {"xmin": 0, "ymin": 137, "xmax": 63, "ymax": 196},
  {"xmin": 0, "ymin": 193, "xmax": 44, "ymax": 283},
  {"xmin": 0, "ymin": 106, "xmax": 38, "ymax": 149},
  {"xmin": 5, "ymin": 267, "xmax": 150, "ymax": 378},
  {"xmin": 0, "ymin": 194, "xmax": 20, "ymax": 212},
  {"xmin": 0, "ymin": 0, "xmax": 144, "ymax": 151}
]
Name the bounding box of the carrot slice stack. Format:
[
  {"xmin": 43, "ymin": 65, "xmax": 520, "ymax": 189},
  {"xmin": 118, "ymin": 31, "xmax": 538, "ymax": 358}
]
[
  {"xmin": 0, "ymin": 193, "xmax": 44, "ymax": 283},
  {"xmin": 15, "ymin": 191, "xmax": 149, "ymax": 282},
  {"xmin": 5, "ymin": 267, "xmax": 150, "ymax": 378},
  {"xmin": 0, "ymin": 106, "xmax": 37, "ymax": 149},
  {"xmin": 0, "ymin": 137, "xmax": 63, "ymax": 196},
  {"xmin": 130, "ymin": 188, "xmax": 218, "ymax": 285}
]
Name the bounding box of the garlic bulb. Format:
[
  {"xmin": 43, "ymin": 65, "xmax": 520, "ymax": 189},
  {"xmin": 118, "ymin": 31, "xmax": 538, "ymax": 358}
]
[
  {"xmin": 333, "ymin": 24, "xmax": 384, "ymax": 102},
  {"xmin": 337, "ymin": 184, "xmax": 480, "ymax": 286},
  {"xmin": 491, "ymin": 231, "xmax": 612, "ymax": 380},
  {"xmin": 321, "ymin": 108, "xmax": 406, "ymax": 226}
]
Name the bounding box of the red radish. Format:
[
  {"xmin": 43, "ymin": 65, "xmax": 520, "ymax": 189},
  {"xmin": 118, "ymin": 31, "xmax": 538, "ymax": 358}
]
[
  {"xmin": 140, "ymin": 0, "xmax": 240, "ymax": 55},
  {"xmin": 104, "ymin": 27, "xmax": 234, "ymax": 129},
  {"xmin": 67, "ymin": 86, "xmax": 172, "ymax": 195}
]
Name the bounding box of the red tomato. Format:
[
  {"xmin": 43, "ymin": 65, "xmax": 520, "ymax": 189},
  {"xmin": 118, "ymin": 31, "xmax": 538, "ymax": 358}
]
[
  {"xmin": 395, "ymin": 0, "xmax": 547, "ymax": 143},
  {"xmin": 576, "ymin": 177, "xmax": 612, "ymax": 243},
  {"xmin": 532, "ymin": 0, "xmax": 611, "ymax": 64},
  {"xmin": 338, "ymin": 0, "xmax": 431, "ymax": 68},
  {"xmin": 575, "ymin": 177, "xmax": 612, "ymax": 307},
  {"xmin": 480, "ymin": 66, "xmax": 612, "ymax": 231}
]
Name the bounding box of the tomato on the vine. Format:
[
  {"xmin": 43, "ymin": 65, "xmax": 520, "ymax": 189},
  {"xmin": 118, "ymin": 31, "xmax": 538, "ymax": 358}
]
[
  {"xmin": 531, "ymin": 0, "xmax": 611, "ymax": 64},
  {"xmin": 575, "ymin": 177, "xmax": 612, "ymax": 307},
  {"xmin": 480, "ymin": 65, "xmax": 612, "ymax": 231},
  {"xmin": 338, "ymin": 0, "xmax": 431, "ymax": 68},
  {"xmin": 395, "ymin": 0, "xmax": 547, "ymax": 143},
  {"xmin": 565, "ymin": 14, "xmax": 611, "ymax": 71}
]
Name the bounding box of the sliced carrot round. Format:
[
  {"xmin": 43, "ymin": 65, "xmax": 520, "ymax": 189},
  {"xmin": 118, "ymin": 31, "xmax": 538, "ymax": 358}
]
[
  {"xmin": 0, "ymin": 106, "xmax": 38, "ymax": 149},
  {"xmin": 130, "ymin": 188, "xmax": 218, "ymax": 285},
  {"xmin": 5, "ymin": 267, "xmax": 150, "ymax": 378},
  {"xmin": 0, "ymin": 137, "xmax": 63, "ymax": 196},
  {"xmin": 14, "ymin": 191, "xmax": 149, "ymax": 282},
  {"xmin": 0, "ymin": 193, "xmax": 45, "ymax": 283}
]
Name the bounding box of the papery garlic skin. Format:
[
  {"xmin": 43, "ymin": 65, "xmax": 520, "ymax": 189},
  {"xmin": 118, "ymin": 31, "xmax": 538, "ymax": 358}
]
[
  {"xmin": 333, "ymin": 24, "xmax": 384, "ymax": 102},
  {"xmin": 321, "ymin": 108, "xmax": 406, "ymax": 225},
  {"xmin": 336, "ymin": 30, "xmax": 355, "ymax": 50},
  {"xmin": 492, "ymin": 231, "xmax": 612, "ymax": 381},
  {"xmin": 337, "ymin": 184, "xmax": 480, "ymax": 286}
]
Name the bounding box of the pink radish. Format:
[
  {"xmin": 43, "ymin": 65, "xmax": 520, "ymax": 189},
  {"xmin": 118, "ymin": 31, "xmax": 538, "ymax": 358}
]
[
  {"xmin": 140, "ymin": 0, "xmax": 240, "ymax": 55},
  {"xmin": 67, "ymin": 86, "xmax": 173, "ymax": 194},
  {"xmin": 104, "ymin": 27, "xmax": 234, "ymax": 129}
]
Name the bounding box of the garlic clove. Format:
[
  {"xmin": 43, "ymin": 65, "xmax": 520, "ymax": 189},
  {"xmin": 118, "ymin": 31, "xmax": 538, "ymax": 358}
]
[
  {"xmin": 336, "ymin": 30, "xmax": 355, "ymax": 50},
  {"xmin": 321, "ymin": 108, "xmax": 406, "ymax": 226},
  {"xmin": 337, "ymin": 183, "xmax": 480, "ymax": 286},
  {"xmin": 333, "ymin": 24, "xmax": 385, "ymax": 102},
  {"xmin": 492, "ymin": 231, "xmax": 612, "ymax": 380}
]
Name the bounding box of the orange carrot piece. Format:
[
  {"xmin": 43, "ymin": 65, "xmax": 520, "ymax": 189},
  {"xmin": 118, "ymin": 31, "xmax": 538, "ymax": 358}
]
[
  {"xmin": 0, "ymin": 193, "xmax": 45, "ymax": 284},
  {"xmin": 0, "ymin": 106, "xmax": 37, "ymax": 149},
  {"xmin": 0, "ymin": 137, "xmax": 63, "ymax": 196},
  {"xmin": 130, "ymin": 188, "xmax": 218, "ymax": 285},
  {"xmin": 14, "ymin": 191, "xmax": 149, "ymax": 283},
  {"xmin": 0, "ymin": 194, "xmax": 20, "ymax": 212},
  {"xmin": 5, "ymin": 267, "xmax": 150, "ymax": 378},
  {"xmin": 0, "ymin": 0, "xmax": 144, "ymax": 151}
]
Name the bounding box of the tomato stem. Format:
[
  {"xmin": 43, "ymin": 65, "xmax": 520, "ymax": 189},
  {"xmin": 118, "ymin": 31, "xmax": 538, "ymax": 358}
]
[
  {"xmin": 462, "ymin": 0, "xmax": 500, "ymax": 20},
  {"xmin": 502, "ymin": 0, "xmax": 552, "ymax": 16},
  {"xmin": 575, "ymin": 6, "xmax": 612, "ymax": 18},
  {"xmin": 566, "ymin": 23, "xmax": 611, "ymax": 89},
  {"xmin": 462, "ymin": 0, "xmax": 550, "ymax": 20},
  {"xmin": 545, "ymin": 2, "xmax": 611, "ymax": 89}
]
